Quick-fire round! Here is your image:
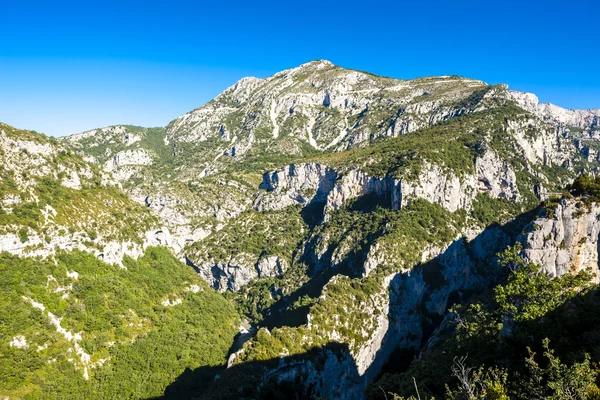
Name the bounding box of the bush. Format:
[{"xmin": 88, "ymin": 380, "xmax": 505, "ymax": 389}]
[{"xmin": 18, "ymin": 227, "xmax": 28, "ymax": 243}]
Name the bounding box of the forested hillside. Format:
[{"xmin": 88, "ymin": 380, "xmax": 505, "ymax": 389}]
[
  {"xmin": 2, "ymin": 60, "xmax": 600, "ymax": 399},
  {"xmin": 0, "ymin": 247, "xmax": 239, "ymax": 399}
]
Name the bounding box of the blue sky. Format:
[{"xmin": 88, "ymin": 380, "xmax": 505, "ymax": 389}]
[{"xmin": 1, "ymin": 0, "xmax": 598, "ymax": 137}]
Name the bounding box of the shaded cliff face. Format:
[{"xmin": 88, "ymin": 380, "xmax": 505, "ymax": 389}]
[
  {"xmin": 202, "ymin": 205, "xmax": 530, "ymax": 399},
  {"xmin": 49, "ymin": 61, "xmax": 600, "ymax": 399},
  {"xmin": 211, "ymin": 198, "xmax": 600, "ymax": 399},
  {"xmin": 254, "ymin": 149, "xmax": 520, "ymax": 218}
]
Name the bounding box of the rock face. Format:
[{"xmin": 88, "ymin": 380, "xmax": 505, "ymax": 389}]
[
  {"xmin": 256, "ymin": 255, "xmax": 288, "ymax": 278},
  {"xmin": 62, "ymin": 125, "xmax": 149, "ymax": 162},
  {"xmin": 58, "ymin": 62, "xmax": 595, "ymax": 295},
  {"xmin": 197, "ymin": 252, "xmax": 260, "ymax": 292},
  {"xmin": 0, "ymin": 123, "xmax": 176, "ymax": 267},
  {"xmin": 229, "ymin": 193, "xmax": 600, "ymax": 400},
  {"xmin": 255, "ymin": 150, "xmax": 521, "ymax": 217},
  {"xmin": 475, "ymin": 150, "xmax": 520, "ymax": 200},
  {"xmin": 255, "ymin": 199, "xmax": 600, "ymax": 399},
  {"xmin": 0, "ymin": 125, "xmax": 95, "ymax": 192},
  {"xmin": 507, "ymin": 89, "xmax": 600, "ymax": 130},
  {"xmin": 518, "ymin": 199, "xmax": 600, "ymax": 282},
  {"xmin": 104, "ymin": 149, "xmax": 153, "ymax": 171},
  {"xmin": 195, "ymin": 254, "xmax": 289, "ymax": 291},
  {"xmin": 151, "ymin": 60, "xmax": 499, "ymax": 181},
  {"xmin": 103, "ymin": 149, "xmax": 154, "ymax": 181},
  {"xmin": 0, "ymin": 223, "xmax": 177, "ymax": 268},
  {"xmin": 9, "ymin": 61, "xmax": 600, "ymax": 399},
  {"xmin": 243, "ymin": 225, "xmax": 515, "ymax": 399},
  {"xmin": 255, "ymin": 163, "xmax": 338, "ymax": 211}
]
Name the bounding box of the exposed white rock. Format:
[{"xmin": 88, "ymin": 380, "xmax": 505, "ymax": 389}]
[
  {"xmin": 0, "ymin": 224, "xmax": 177, "ymax": 270},
  {"xmin": 161, "ymin": 298, "xmax": 183, "ymax": 307},
  {"xmin": 256, "ymin": 225, "xmax": 511, "ymax": 399},
  {"xmin": 9, "ymin": 335, "xmax": 28, "ymax": 349},
  {"xmin": 22, "ymin": 296, "xmax": 96, "ymax": 380},
  {"xmin": 507, "ymin": 89, "xmax": 600, "ymax": 130},
  {"xmin": 352, "ymin": 274, "xmax": 395, "ymax": 375},
  {"xmin": 256, "ymin": 151, "xmax": 519, "ymax": 217},
  {"xmin": 256, "ymin": 255, "xmax": 288, "ymax": 278},
  {"xmin": 104, "ymin": 149, "xmax": 154, "ymax": 171},
  {"xmin": 255, "ymin": 163, "xmax": 337, "ymax": 211},
  {"xmin": 66, "ymin": 270, "xmax": 79, "ymax": 280},
  {"xmin": 325, "ymin": 169, "xmax": 402, "ymax": 213},
  {"xmin": 475, "ymin": 150, "xmax": 520, "ymax": 200},
  {"xmin": 2, "ymin": 193, "xmax": 21, "ymax": 206},
  {"xmin": 164, "ymin": 61, "xmax": 491, "ymax": 159},
  {"xmin": 400, "ymin": 162, "xmax": 474, "ymax": 212},
  {"xmin": 518, "ymin": 199, "xmax": 600, "ymax": 282},
  {"xmin": 186, "ymin": 284, "xmax": 201, "ymax": 293},
  {"xmin": 198, "ymin": 252, "xmax": 261, "ymax": 292}
]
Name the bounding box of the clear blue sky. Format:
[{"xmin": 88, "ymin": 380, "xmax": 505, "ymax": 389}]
[{"xmin": 1, "ymin": 0, "xmax": 598, "ymax": 137}]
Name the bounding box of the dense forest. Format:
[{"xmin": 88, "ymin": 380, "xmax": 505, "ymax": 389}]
[{"xmin": 0, "ymin": 247, "xmax": 239, "ymax": 399}]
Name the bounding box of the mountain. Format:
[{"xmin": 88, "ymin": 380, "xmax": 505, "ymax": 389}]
[
  {"xmin": 0, "ymin": 123, "xmax": 240, "ymax": 399},
  {"xmin": 0, "ymin": 123, "xmax": 169, "ymax": 264},
  {"xmin": 3, "ymin": 60, "xmax": 600, "ymax": 399},
  {"xmin": 61, "ymin": 60, "xmax": 600, "ymax": 292}
]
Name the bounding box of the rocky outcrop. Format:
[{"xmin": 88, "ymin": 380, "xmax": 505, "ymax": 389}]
[
  {"xmin": 0, "ymin": 126, "xmax": 96, "ymax": 192},
  {"xmin": 518, "ymin": 199, "xmax": 600, "ymax": 282},
  {"xmin": 0, "ymin": 225, "xmax": 178, "ymax": 267},
  {"xmin": 255, "ymin": 151, "xmax": 520, "ymax": 217},
  {"xmin": 255, "ymin": 163, "xmax": 338, "ymax": 211},
  {"xmin": 239, "ymin": 223, "xmax": 515, "ymax": 399},
  {"xmin": 507, "ymin": 89, "xmax": 600, "ymax": 131},
  {"xmin": 63, "ymin": 125, "xmax": 147, "ymax": 161},
  {"xmin": 400, "ymin": 162, "xmax": 474, "ymax": 212},
  {"xmin": 475, "ymin": 150, "xmax": 520, "ymax": 200},
  {"xmin": 196, "ymin": 254, "xmax": 289, "ymax": 291},
  {"xmin": 256, "ymin": 255, "xmax": 289, "ymax": 278},
  {"xmin": 104, "ymin": 149, "xmax": 154, "ymax": 170},
  {"xmin": 164, "ymin": 60, "xmax": 491, "ymax": 159},
  {"xmin": 0, "ymin": 223, "xmax": 174, "ymax": 265}
]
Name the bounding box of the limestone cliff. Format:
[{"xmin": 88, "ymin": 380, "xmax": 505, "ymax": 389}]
[{"xmin": 518, "ymin": 198, "xmax": 600, "ymax": 282}]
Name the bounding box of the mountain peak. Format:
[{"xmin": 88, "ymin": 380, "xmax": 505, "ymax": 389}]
[{"xmin": 299, "ymin": 59, "xmax": 334, "ymax": 68}]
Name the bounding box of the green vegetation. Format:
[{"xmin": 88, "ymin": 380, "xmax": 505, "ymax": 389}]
[
  {"xmin": 65, "ymin": 126, "xmax": 170, "ymax": 164},
  {"xmin": 0, "ymin": 123, "xmax": 158, "ymax": 246},
  {"xmin": 233, "ymin": 197, "xmax": 467, "ymax": 361},
  {"xmin": 0, "ymin": 247, "xmax": 239, "ymax": 399},
  {"xmin": 569, "ymin": 173, "xmax": 600, "ymax": 199},
  {"xmin": 188, "ymin": 205, "xmax": 307, "ymax": 261},
  {"xmin": 369, "ymin": 247, "xmax": 599, "ymax": 400},
  {"xmin": 0, "ymin": 176, "xmax": 157, "ymax": 244},
  {"xmin": 311, "ymin": 104, "xmax": 537, "ymax": 182},
  {"xmin": 472, "ymin": 193, "xmax": 527, "ymax": 227},
  {"xmin": 4, "ymin": 62, "xmax": 600, "ymax": 400}
]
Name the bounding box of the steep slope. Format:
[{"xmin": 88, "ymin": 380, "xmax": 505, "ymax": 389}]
[
  {"xmin": 62, "ymin": 61, "xmax": 600, "ymax": 268},
  {"xmin": 0, "ymin": 123, "xmax": 179, "ymax": 264},
  {"xmin": 0, "ymin": 123, "xmax": 241, "ymax": 399},
  {"xmin": 188, "ymin": 103, "xmax": 578, "ymax": 292},
  {"xmin": 55, "ymin": 61, "xmax": 600, "ymax": 399},
  {"xmin": 368, "ymin": 192, "xmax": 600, "ymax": 399},
  {"xmin": 0, "ymin": 247, "xmax": 240, "ymax": 399},
  {"xmin": 165, "ymin": 60, "xmax": 488, "ymax": 157}
]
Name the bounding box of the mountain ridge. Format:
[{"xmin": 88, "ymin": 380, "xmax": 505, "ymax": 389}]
[{"xmin": 3, "ymin": 60, "xmax": 600, "ymax": 399}]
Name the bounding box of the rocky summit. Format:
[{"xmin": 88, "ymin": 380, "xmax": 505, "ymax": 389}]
[{"xmin": 3, "ymin": 60, "xmax": 600, "ymax": 399}]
